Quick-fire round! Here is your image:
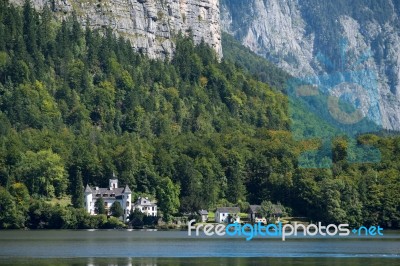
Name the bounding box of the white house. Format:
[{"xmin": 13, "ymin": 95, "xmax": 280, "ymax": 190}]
[
  {"xmin": 215, "ymin": 207, "xmax": 240, "ymax": 223},
  {"xmin": 133, "ymin": 197, "xmax": 157, "ymax": 216},
  {"xmin": 84, "ymin": 178, "xmax": 132, "ymax": 222}
]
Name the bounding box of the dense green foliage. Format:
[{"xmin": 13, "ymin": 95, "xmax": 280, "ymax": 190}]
[
  {"xmin": 95, "ymin": 198, "xmax": 106, "ymax": 215},
  {"xmin": 110, "ymin": 201, "xmax": 123, "ymax": 218},
  {"xmin": 129, "ymin": 208, "xmax": 158, "ymax": 227},
  {"xmin": 71, "ymin": 168, "xmax": 84, "ymax": 208},
  {"xmin": 0, "ymin": 1, "xmax": 398, "ymax": 229},
  {"xmin": 221, "ymin": 32, "xmax": 290, "ymax": 91}
]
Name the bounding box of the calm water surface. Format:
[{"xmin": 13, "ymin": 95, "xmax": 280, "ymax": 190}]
[{"xmin": 0, "ymin": 230, "xmax": 399, "ymax": 265}]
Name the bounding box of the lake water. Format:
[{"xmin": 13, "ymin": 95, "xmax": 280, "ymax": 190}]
[{"xmin": 0, "ymin": 230, "xmax": 399, "ymax": 265}]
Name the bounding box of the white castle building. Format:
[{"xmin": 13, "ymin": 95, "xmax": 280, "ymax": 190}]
[{"xmin": 84, "ymin": 178, "xmax": 132, "ymax": 221}]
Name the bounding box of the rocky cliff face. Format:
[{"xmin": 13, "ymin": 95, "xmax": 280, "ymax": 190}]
[
  {"xmin": 11, "ymin": 0, "xmax": 222, "ymax": 59},
  {"xmin": 221, "ymin": 0, "xmax": 400, "ymax": 130}
]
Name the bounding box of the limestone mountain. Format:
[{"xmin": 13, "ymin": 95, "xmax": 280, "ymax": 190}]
[
  {"xmin": 221, "ymin": 0, "xmax": 400, "ymax": 131},
  {"xmin": 10, "ymin": 0, "xmax": 222, "ymax": 59}
]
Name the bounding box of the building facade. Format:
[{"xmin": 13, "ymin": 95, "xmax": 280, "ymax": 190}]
[
  {"xmin": 132, "ymin": 197, "xmax": 157, "ymax": 216},
  {"xmin": 84, "ymin": 179, "xmax": 132, "ymax": 221},
  {"xmin": 215, "ymin": 207, "xmax": 240, "ymax": 223}
]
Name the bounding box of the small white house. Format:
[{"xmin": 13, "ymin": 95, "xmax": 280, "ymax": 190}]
[
  {"xmin": 215, "ymin": 207, "xmax": 240, "ymax": 223},
  {"xmin": 84, "ymin": 178, "xmax": 132, "ymax": 222},
  {"xmin": 133, "ymin": 197, "xmax": 158, "ymax": 216}
]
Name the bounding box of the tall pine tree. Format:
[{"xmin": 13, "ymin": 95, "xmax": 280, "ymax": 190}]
[{"xmin": 71, "ymin": 167, "xmax": 84, "ymax": 208}]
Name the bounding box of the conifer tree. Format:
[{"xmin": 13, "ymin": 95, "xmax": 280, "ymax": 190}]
[{"xmin": 71, "ymin": 167, "xmax": 84, "ymax": 208}]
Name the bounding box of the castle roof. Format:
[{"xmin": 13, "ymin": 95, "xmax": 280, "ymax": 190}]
[
  {"xmin": 123, "ymin": 185, "xmax": 132, "ymax": 194},
  {"xmin": 84, "ymin": 184, "xmax": 92, "ymax": 193},
  {"xmin": 84, "ymin": 178, "xmax": 132, "ymax": 199}
]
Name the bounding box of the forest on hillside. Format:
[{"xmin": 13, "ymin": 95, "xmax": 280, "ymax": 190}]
[{"xmin": 0, "ymin": 0, "xmax": 399, "ymax": 229}]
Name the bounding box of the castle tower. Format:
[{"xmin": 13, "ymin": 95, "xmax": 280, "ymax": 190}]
[
  {"xmin": 123, "ymin": 185, "xmax": 132, "ymax": 221},
  {"xmin": 109, "ymin": 178, "xmax": 118, "ymax": 190},
  {"xmin": 84, "ymin": 184, "xmax": 93, "ymax": 214}
]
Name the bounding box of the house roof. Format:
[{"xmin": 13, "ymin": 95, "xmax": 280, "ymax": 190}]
[
  {"xmin": 248, "ymin": 205, "xmax": 261, "ymax": 214},
  {"xmin": 134, "ymin": 197, "xmax": 157, "ymax": 206},
  {"xmin": 198, "ymin": 210, "xmax": 208, "ymax": 215},
  {"xmin": 216, "ymin": 207, "xmax": 240, "ymax": 213}
]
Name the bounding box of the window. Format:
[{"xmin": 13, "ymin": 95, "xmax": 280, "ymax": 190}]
[
  {"xmin": 126, "ymin": 201, "xmax": 130, "ymax": 207},
  {"xmin": 103, "ymin": 194, "xmax": 108, "ymax": 197}
]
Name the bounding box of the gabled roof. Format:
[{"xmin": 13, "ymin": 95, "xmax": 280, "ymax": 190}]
[
  {"xmin": 198, "ymin": 209, "xmax": 208, "ymax": 215},
  {"xmin": 216, "ymin": 207, "xmax": 240, "ymax": 213},
  {"xmin": 84, "ymin": 184, "xmax": 92, "ymax": 193},
  {"xmin": 134, "ymin": 197, "xmax": 157, "ymax": 206}
]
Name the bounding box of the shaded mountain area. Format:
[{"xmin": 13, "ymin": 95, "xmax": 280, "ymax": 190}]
[{"xmin": 221, "ymin": 0, "xmax": 400, "ymax": 130}]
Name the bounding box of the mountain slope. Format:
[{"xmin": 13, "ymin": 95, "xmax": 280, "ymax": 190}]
[
  {"xmin": 221, "ymin": 32, "xmax": 290, "ymax": 91},
  {"xmin": 221, "ymin": 0, "xmax": 400, "ymax": 131}
]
